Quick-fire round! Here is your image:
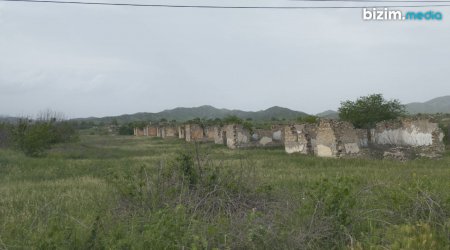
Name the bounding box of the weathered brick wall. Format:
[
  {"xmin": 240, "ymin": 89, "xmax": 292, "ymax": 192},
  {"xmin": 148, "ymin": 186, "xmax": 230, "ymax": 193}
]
[
  {"xmin": 205, "ymin": 126, "xmax": 216, "ymax": 142},
  {"xmin": 371, "ymin": 118, "xmax": 443, "ymax": 147},
  {"xmin": 315, "ymin": 120, "xmax": 362, "ymax": 157},
  {"xmin": 185, "ymin": 124, "xmax": 204, "ymax": 142},
  {"xmin": 224, "ymin": 125, "xmax": 283, "ymax": 149},
  {"xmin": 355, "ymin": 129, "xmax": 369, "ymax": 148},
  {"xmin": 370, "ymin": 117, "xmax": 445, "ymax": 158},
  {"xmin": 162, "ymin": 126, "xmax": 177, "ymax": 138},
  {"xmin": 147, "ymin": 126, "xmax": 158, "ymax": 137},
  {"xmin": 134, "ymin": 128, "xmax": 145, "ymax": 136},
  {"xmin": 178, "ymin": 125, "xmax": 185, "ymax": 139},
  {"xmin": 213, "ymin": 126, "xmax": 224, "ymax": 144},
  {"xmin": 332, "ymin": 120, "xmax": 361, "ymax": 156},
  {"xmin": 224, "ymin": 125, "xmax": 237, "ymax": 149},
  {"xmin": 284, "ymin": 124, "xmax": 315, "ymax": 154},
  {"xmin": 315, "ymin": 120, "xmax": 338, "ymax": 157}
]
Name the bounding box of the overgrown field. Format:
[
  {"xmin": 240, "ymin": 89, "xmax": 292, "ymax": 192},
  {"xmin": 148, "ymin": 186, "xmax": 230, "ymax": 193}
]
[{"xmin": 0, "ymin": 135, "xmax": 449, "ymax": 249}]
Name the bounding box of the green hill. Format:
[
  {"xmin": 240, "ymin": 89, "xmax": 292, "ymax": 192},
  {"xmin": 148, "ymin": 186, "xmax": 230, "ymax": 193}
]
[
  {"xmin": 72, "ymin": 105, "xmax": 309, "ymax": 124},
  {"xmin": 406, "ymin": 96, "xmax": 450, "ymax": 114}
]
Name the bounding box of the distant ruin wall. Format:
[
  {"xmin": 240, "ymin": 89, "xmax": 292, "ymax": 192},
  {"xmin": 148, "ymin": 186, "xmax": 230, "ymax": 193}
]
[
  {"xmin": 222, "ymin": 125, "xmax": 283, "ymax": 149},
  {"xmin": 205, "ymin": 127, "xmax": 216, "ymax": 142},
  {"xmin": 285, "ymin": 120, "xmax": 361, "ymax": 158},
  {"xmin": 147, "ymin": 126, "xmax": 158, "ymax": 137},
  {"xmin": 284, "ymin": 117, "xmax": 445, "ymax": 159},
  {"xmin": 284, "ymin": 124, "xmax": 316, "ymax": 154},
  {"xmin": 213, "ymin": 126, "xmax": 224, "ymax": 145},
  {"xmin": 370, "ymin": 118, "xmax": 445, "ymax": 158},
  {"xmin": 134, "ymin": 128, "xmax": 145, "ymax": 136},
  {"xmin": 162, "ymin": 126, "xmax": 177, "ymax": 138},
  {"xmin": 178, "ymin": 126, "xmax": 185, "ymax": 139},
  {"xmin": 371, "ymin": 118, "xmax": 443, "ymax": 147},
  {"xmin": 185, "ymin": 124, "xmax": 204, "ymax": 142},
  {"xmin": 315, "ymin": 120, "xmax": 338, "ymax": 157}
]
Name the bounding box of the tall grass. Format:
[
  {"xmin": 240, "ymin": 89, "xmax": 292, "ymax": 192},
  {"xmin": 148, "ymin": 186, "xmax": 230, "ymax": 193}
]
[{"xmin": 0, "ymin": 135, "xmax": 449, "ymax": 249}]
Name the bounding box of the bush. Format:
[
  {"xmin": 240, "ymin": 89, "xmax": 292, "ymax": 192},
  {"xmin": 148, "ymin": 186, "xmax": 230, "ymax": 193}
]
[
  {"xmin": 108, "ymin": 144, "xmax": 276, "ymax": 248},
  {"xmin": 12, "ymin": 114, "xmax": 78, "ymax": 157},
  {"xmin": 339, "ymin": 94, "xmax": 406, "ymax": 128},
  {"xmin": 14, "ymin": 121, "xmax": 53, "ymax": 157},
  {"xmin": 0, "ymin": 123, "xmax": 13, "ymax": 148},
  {"xmin": 118, "ymin": 123, "xmax": 134, "ymax": 135},
  {"xmin": 296, "ymin": 115, "xmax": 318, "ymax": 124},
  {"xmin": 439, "ymin": 123, "xmax": 449, "ymax": 145}
]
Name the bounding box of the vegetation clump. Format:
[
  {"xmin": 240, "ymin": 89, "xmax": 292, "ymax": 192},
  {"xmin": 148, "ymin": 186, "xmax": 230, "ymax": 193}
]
[
  {"xmin": 339, "ymin": 94, "xmax": 406, "ymax": 128},
  {"xmin": 1, "ymin": 111, "xmax": 78, "ymax": 156}
]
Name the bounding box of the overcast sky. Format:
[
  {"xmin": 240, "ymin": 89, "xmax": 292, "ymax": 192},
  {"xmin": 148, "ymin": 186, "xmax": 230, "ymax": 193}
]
[{"xmin": 0, "ymin": 0, "xmax": 449, "ymax": 118}]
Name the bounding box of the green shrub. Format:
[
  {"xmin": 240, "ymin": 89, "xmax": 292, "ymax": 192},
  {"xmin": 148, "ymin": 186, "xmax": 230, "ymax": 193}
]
[
  {"xmin": 0, "ymin": 123, "xmax": 13, "ymax": 148},
  {"xmin": 296, "ymin": 115, "xmax": 318, "ymax": 124},
  {"xmin": 12, "ymin": 117, "xmax": 78, "ymax": 157},
  {"xmin": 118, "ymin": 124, "xmax": 133, "ymax": 135},
  {"xmin": 439, "ymin": 123, "xmax": 449, "ymax": 145}
]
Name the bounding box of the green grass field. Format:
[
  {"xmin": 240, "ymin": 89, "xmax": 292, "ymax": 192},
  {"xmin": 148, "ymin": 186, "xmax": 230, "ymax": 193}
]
[{"xmin": 0, "ymin": 135, "xmax": 449, "ymax": 249}]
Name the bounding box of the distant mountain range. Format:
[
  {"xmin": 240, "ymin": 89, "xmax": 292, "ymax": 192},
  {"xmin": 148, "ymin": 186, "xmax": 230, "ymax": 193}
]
[
  {"xmin": 405, "ymin": 96, "xmax": 450, "ymax": 114},
  {"xmin": 73, "ymin": 105, "xmax": 309, "ymax": 124},
  {"xmin": 315, "ymin": 110, "xmax": 339, "ymax": 119},
  {"xmin": 315, "ymin": 96, "xmax": 450, "ymax": 118},
  {"xmin": 3, "ymin": 96, "xmax": 450, "ymax": 124}
]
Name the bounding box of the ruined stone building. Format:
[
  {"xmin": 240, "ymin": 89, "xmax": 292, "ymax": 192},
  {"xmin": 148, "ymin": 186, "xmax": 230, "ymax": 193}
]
[
  {"xmin": 217, "ymin": 124, "xmax": 283, "ymax": 149},
  {"xmin": 133, "ymin": 127, "xmax": 145, "ymax": 136},
  {"xmin": 159, "ymin": 125, "xmax": 178, "ymax": 139},
  {"xmin": 315, "ymin": 120, "xmax": 361, "ymax": 157},
  {"xmin": 284, "ymin": 123, "xmax": 317, "ymax": 155},
  {"xmin": 284, "ymin": 117, "xmax": 445, "ymax": 159},
  {"xmin": 370, "ymin": 117, "xmax": 445, "ymax": 158},
  {"xmin": 178, "ymin": 125, "xmax": 185, "ymax": 139},
  {"xmin": 133, "ymin": 116, "xmax": 445, "ymax": 160},
  {"xmin": 205, "ymin": 127, "xmax": 217, "ymax": 142},
  {"xmin": 146, "ymin": 126, "xmax": 158, "ymax": 137},
  {"xmin": 184, "ymin": 124, "xmax": 205, "ymax": 142},
  {"xmin": 213, "ymin": 126, "xmax": 225, "ymax": 145}
]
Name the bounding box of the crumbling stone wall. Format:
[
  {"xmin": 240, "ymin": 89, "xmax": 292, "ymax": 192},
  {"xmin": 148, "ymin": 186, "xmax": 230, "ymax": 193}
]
[
  {"xmin": 161, "ymin": 125, "xmax": 177, "ymax": 139},
  {"xmin": 315, "ymin": 120, "xmax": 361, "ymax": 157},
  {"xmin": 213, "ymin": 126, "xmax": 225, "ymax": 145},
  {"xmin": 134, "ymin": 128, "xmax": 145, "ymax": 136},
  {"xmin": 284, "ymin": 124, "xmax": 316, "ymax": 154},
  {"xmin": 371, "ymin": 118, "xmax": 443, "ymax": 147},
  {"xmin": 178, "ymin": 125, "xmax": 185, "ymax": 139},
  {"xmin": 370, "ymin": 117, "xmax": 445, "ymax": 158},
  {"xmin": 355, "ymin": 129, "xmax": 369, "ymax": 148},
  {"xmin": 271, "ymin": 125, "xmax": 283, "ymax": 142},
  {"xmin": 222, "ymin": 124, "xmax": 283, "ymax": 149},
  {"xmin": 223, "ymin": 125, "xmax": 239, "ymax": 149},
  {"xmin": 146, "ymin": 126, "xmax": 158, "ymax": 137},
  {"xmin": 205, "ymin": 126, "xmax": 216, "ymax": 142},
  {"xmin": 185, "ymin": 124, "xmax": 205, "ymax": 142},
  {"xmin": 250, "ymin": 128, "xmax": 283, "ymax": 147}
]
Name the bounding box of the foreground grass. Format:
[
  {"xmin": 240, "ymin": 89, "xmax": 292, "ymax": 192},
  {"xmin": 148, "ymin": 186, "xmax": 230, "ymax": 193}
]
[{"xmin": 0, "ymin": 135, "xmax": 449, "ymax": 249}]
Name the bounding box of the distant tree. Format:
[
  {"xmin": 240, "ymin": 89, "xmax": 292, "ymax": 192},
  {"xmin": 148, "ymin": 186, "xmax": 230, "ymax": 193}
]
[
  {"xmin": 119, "ymin": 123, "xmax": 134, "ymax": 135},
  {"xmin": 111, "ymin": 118, "xmax": 118, "ymax": 126},
  {"xmin": 0, "ymin": 123, "xmax": 13, "ymax": 148},
  {"xmin": 338, "ymin": 94, "xmax": 405, "ymax": 129},
  {"xmin": 222, "ymin": 115, "xmax": 242, "ymax": 125},
  {"xmin": 12, "ymin": 111, "xmax": 78, "ymax": 157},
  {"xmin": 297, "ymin": 115, "xmax": 318, "ymax": 124}
]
